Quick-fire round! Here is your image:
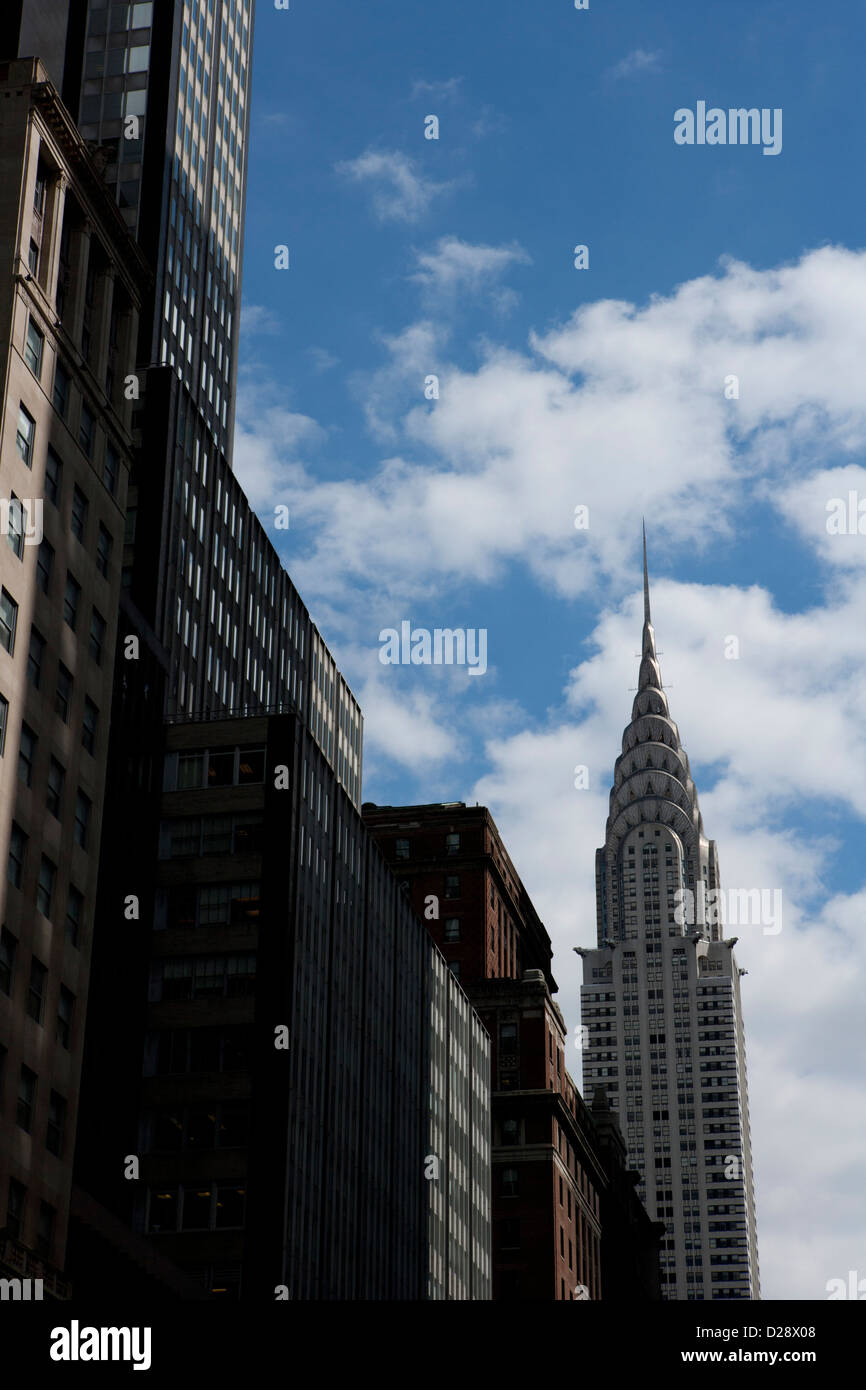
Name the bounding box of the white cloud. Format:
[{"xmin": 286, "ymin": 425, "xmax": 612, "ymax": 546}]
[
  {"xmin": 411, "ymin": 235, "xmax": 531, "ymax": 300},
  {"xmin": 410, "ymin": 76, "xmax": 463, "ymax": 102},
  {"xmin": 471, "ymin": 105, "xmax": 509, "ymax": 139},
  {"xmin": 607, "ymin": 48, "xmax": 663, "ymax": 79},
  {"xmin": 233, "ymin": 383, "xmax": 325, "ymax": 512},
  {"xmin": 335, "ymin": 148, "xmax": 457, "ymax": 223},
  {"xmin": 235, "ymin": 246, "xmax": 866, "ymax": 611},
  {"xmin": 307, "ymin": 346, "xmax": 340, "ymax": 373},
  {"xmin": 776, "ymin": 465, "xmax": 866, "ymax": 568},
  {"xmin": 240, "ymin": 303, "xmax": 281, "ymax": 336}
]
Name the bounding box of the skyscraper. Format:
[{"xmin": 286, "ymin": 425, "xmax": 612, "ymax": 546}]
[
  {"xmin": 578, "ymin": 531, "xmax": 760, "ymax": 1299},
  {"xmin": 76, "ymin": 0, "xmax": 253, "ymax": 457},
  {"xmin": 74, "ymin": 711, "xmax": 490, "ymax": 1301},
  {"xmin": 0, "ymin": 2, "xmax": 88, "ymax": 117}
]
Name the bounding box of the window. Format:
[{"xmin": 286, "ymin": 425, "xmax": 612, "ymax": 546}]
[
  {"xmin": 89, "ymin": 608, "xmax": 106, "ymax": 664},
  {"xmin": 25, "ymin": 319, "xmax": 44, "ymax": 377},
  {"xmin": 215, "ymin": 1185, "xmax": 245, "ymax": 1229},
  {"xmin": 36, "ymin": 537, "xmax": 54, "ymax": 593},
  {"xmin": 446, "ymin": 832, "xmax": 460, "ymax": 855},
  {"xmin": 65, "ymin": 885, "xmax": 84, "ymax": 947},
  {"xmin": 37, "ymin": 1202, "xmax": 56, "ymax": 1260},
  {"xmin": 16, "ymin": 404, "xmax": 35, "ymax": 465},
  {"xmin": 46, "ymin": 757, "xmax": 65, "ymax": 817},
  {"xmin": 63, "ymin": 573, "xmax": 81, "ymax": 629},
  {"xmin": 45, "ymin": 448, "xmax": 62, "ymax": 505},
  {"xmin": 27, "ymin": 956, "xmax": 47, "ymax": 1022},
  {"xmin": 0, "ymin": 927, "xmax": 17, "ymax": 995},
  {"xmin": 6, "ymin": 496, "xmax": 24, "ymax": 558},
  {"xmin": 28, "ymin": 239, "xmax": 39, "ymax": 275},
  {"xmin": 6, "ymin": 1178, "xmax": 26, "ymax": 1238},
  {"xmin": 82, "ymin": 698, "xmax": 98, "ymax": 755},
  {"xmin": 153, "ymin": 954, "xmax": 256, "ymax": 1002},
  {"xmin": 502, "ymin": 1118, "xmax": 519, "ymax": 1145},
  {"xmin": 7, "ymin": 822, "xmax": 26, "ymax": 888},
  {"xmin": 103, "ymin": 442, "xmax": 119, "ymax": 495},
  {"xmin": 52, "ymin": 361, "xmax": 70, "ymax": 418},
  {"xmin": 57, "ymin": 986, "xmax": 74, "ymax": 1049},
  {"xmin": 0, "ymin": 588, "xmax": 18, "ymax": 653},
  {"xmin": 74, "ymin": 791, "xmax": 91, "ymax": 849},
  {"xmin": 71, "ymin": 486, "xmax": 88, "ymax": 542},
  {"xmin": 232, "ymin": 814, "xmax": 264, "ymax": 855},
  {"xmin": 176, "ymin": 752, "xmax": 204, "ymax": 789},
  {"xmin": 205, "ymin": 748, "xmax": 230, "ymax": 786},
  {"xmin": 502, "ymin": 1168, "xmax": 519, "ymax": 1198},
  {"xmin": 444, "ymin": 875, "xmax": 460, "ymax": 899},
  {"xmin": 37, "ymin": 856, "xmax": 56, "ymax": 917},
  {"xmin": 181, "ymin": 1187, "xmax": 211, "ymax": 1231},
  {"xmin": 500, "ymin": 1023, "xmax": 518, "ymax": 1054},
  {"xmin": 0, "ymin": 692, "xmax": 7, "ymax": 755},
  {"xmin": 47, "ymin": 1092, "xmax": 66, "ymax": 1156},
  {"xmin": 55, "ymin": 662, "xmax": 73, "ymax": 722},
  {"xmin": 96, "ymin": 524, "xmax": 112, "ymax": 578},
  {"xmin": 28, "ymin": 626, "xmax": 46, "ymax": 688},
  {"xmin": 237, "ymin": 747, "xmax": 265, "ymax": 783},
  {"xmin": 18, "ymin": 1065, "xmax": 37, "ymax": 1131},
  {"xmin": 33, "ymin": 167, "xmax": 46, "ymax": 213},
  {"xmin": 18, "ymin": 723, "xmax": 36, "ymax": 787},
  {"xmin": 79, "ymin": 402, "xmax": 95, "ymax": 458},
  {"xmin": 444, "ymin": 918, "xmax": 460, "ymax": 942},
  {"xmin": 395, "ymin": 838, "xmax": 409, "ymax": 860}
]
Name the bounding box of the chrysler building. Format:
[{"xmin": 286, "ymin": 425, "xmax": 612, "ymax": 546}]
[{"xmin": 578, "ymin": 530, "xmax": 760, "ymax": 1299}]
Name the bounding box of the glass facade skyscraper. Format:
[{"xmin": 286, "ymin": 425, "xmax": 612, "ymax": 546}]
[{"xmin": 78, "ymin": 0, "xmax": 253, "ymax": 455}]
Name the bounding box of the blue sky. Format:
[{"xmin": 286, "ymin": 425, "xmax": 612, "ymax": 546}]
[{"xmin": 235, "ymin": 0, "xmax": 866, "ymax": 1300}]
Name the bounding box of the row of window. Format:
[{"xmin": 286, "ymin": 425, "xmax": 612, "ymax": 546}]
[
  {"xmin": 8, "ymin": 819, "xmax": 89, "ymax": 919},
  {"xmin": 19, "ymin": 738, "xmax": 95, "ymax": 837},
  {"xmin": 148, "ymin": 953, "xmax": 256, "ymax": 1002},
  {"xmin": 0, "ymin": 1051, "xmax": 67, "ymax": 1157},
  {"xmin": 0, "ymin": 573, "xmax": 106, "ymax": 668},
  {"xmin": 0, "ymin": 933, "xmax": 75, "ymax": 1045},
  {"xmin": 145, "ymin": 1183, "xmax": 245, "ymax": 1234},
  {"xmin": 17, "ymin": 376, "xmax": 119, "ymax": 497},
  {"xmin": 24, "ymin": 618, "xmax": 101, "ymax": 746},
  {"xmin": 170, "ymin": 744, "xmax": 265, "ymax": 791},
  {"xmin": 143, "ymin": 1101, "xmax": 250, "ymax": 1153},
  {"xmin": 4, "ymin": 1176, "xmax": 58, "ymax": 1262},
  {"xmin": 142, "ymin": 1026, "xmax": 252, "ymax": 1077},
  {"xmin": 160, "ymin": 882, "xmax": 260, "ymax": 931},
  {"xmin": 159, "ymin": 811, "xmax": 263, "ymax": 859},
  {"xmin": 394, "ymin": 833, "xmax": 461, "ymax": 860}
]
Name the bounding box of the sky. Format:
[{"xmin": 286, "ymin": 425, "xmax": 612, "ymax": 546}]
[{"xmin": 234, "ymin": 0, "xmax": 866, "ymax": 1301}]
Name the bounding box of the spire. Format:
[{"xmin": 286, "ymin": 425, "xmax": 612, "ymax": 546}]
[
  {"xmin": 642, "ymin": 518, "xmax": 651, "ymax": 626},
  {"xmin": 638, "ymin": 523, "xmax": 661, "ymax": 692},
  {"xmin": 600, "ymin": 525, "xmax": 706, "ymax": 889}
]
